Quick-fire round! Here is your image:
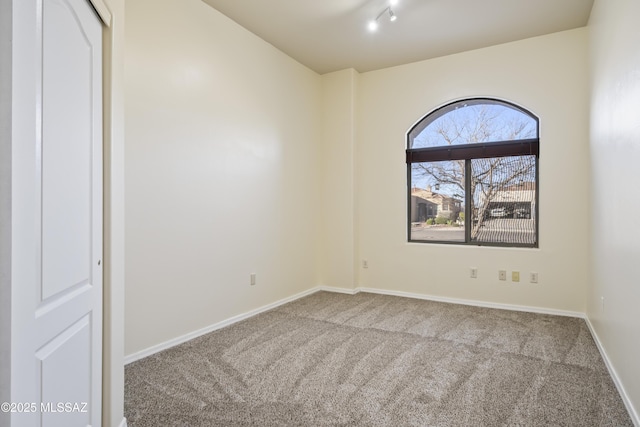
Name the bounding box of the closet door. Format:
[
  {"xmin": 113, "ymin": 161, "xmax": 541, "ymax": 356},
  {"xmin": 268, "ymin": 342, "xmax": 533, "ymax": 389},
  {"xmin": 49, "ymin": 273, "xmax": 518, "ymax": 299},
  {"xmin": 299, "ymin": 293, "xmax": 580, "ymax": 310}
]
[{"xmin": 12, "ymin": 0, "xmax": 103, "ymax": 425}]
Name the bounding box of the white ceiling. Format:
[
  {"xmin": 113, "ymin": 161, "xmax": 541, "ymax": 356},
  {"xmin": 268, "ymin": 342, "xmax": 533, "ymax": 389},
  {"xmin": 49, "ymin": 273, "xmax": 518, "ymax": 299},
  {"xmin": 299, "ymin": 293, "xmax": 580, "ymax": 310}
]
[{"xmin": 201, "ymin": 0, "xmax": 594, "ymax": 75}]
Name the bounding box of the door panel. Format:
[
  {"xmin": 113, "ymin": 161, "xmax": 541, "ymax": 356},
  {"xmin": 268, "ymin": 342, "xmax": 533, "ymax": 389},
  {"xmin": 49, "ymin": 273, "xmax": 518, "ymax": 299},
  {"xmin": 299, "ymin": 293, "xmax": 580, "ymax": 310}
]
[
  {"xmin": 42, "ymin": 0, "xmax": 94, "ymax": 300},
  {"xmin": 37, "ymin": 315, "xmax": 92, "ymax": 426},
  {"xmin": 12, "ymin": 0, "xmax": 103, "ymax": 425}
]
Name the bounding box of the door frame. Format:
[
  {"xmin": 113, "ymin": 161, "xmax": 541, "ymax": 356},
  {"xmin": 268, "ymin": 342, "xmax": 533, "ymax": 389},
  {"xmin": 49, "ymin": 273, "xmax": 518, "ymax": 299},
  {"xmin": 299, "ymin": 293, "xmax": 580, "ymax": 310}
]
[
  {"xmin": 98, "ymin": 0, "xmax": 126, "ymax": 425},
  {"xmin": 0, "ymin": 1, "xmax": 13, "ymax": 427}
]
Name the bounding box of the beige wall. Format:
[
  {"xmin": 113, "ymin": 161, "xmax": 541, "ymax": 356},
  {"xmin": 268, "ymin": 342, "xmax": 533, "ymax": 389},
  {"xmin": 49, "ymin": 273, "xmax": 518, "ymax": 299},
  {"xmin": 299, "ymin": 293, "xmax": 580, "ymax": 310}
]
[
  {"xmin": 355, "ymin": 29, "xmax": 590, "ymax": 313},
  {"xmin": 319, "ymin": 69, "xmax": 359, "ymax": 290},
  {"xmin": 122, "ymin": 1, "xmax": 640, "ymax": 420},
  {"xmin": 588, "ymin": 0, "xmax": 640, "ymax": 420},
  {"xmin": 125, "ymin": 13, "xmax": 593, "ymax": 357},
  {"xmin": 124, "ymin": 0, "xmax": 322, "ymax": 355}
]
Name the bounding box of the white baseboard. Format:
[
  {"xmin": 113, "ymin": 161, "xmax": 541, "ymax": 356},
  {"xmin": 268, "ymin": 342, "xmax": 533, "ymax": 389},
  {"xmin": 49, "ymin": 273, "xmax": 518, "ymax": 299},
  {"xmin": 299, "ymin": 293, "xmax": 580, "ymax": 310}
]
[
  {"xmin": 316, "ymin": 285, "xmax": 358, "ymax": 295},
  {"xmin": 584, "ymin": 318, "xmax": 640, "ymax": 427},
  {"xmin": 321, "ymin": 286, "xmax": 637, "ymax": 425},
  {"xmin": 126, "ymin": 285, "xmax": 584, "ymax": 365},
  {"xmin": 124, "ymin": 285, "xmax": 636, "ymax": 425},
  {"xmin": 124, "ymin": 287, "xmax": 319, "ymax": 365},
  {"xmin": 351, "ymin": 287, "xmax": 585, "ymax": 318}
]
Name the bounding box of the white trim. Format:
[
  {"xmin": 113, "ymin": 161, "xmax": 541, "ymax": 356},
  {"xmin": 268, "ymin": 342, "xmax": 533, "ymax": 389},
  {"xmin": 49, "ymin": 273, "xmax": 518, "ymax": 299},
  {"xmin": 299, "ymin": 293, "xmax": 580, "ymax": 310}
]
[
  {"xmin": 584, "ymin": 318, "xmax": 640, "ymax": 427},
  {"xmin": 353, "ymin": 287, "xmax": 585, "ymax": 318},
  {"xmin": 124, "ymin": 285, "xmax": 638, "ymax": 424},
  {"xmin": 127, "ymin": 285, "xmax": 586, "ymax": 365},
  {"xmin": 88, "ymin": 0, "xmax": 111, "ymax": 27},
  {"xmin": 124, "ymin": 287, "xmax": 319, "ymax": 364},
  {"xmin": 316, "ymin": 285, "xmax": 359, "ymax": 295}
]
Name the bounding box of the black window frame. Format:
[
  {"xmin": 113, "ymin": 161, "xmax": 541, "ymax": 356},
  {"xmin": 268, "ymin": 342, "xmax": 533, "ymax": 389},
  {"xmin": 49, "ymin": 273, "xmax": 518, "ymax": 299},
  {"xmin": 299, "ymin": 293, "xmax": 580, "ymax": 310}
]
[{"xmin": 406, "ymin": 98, "xmax": 540, "ymax": 248}]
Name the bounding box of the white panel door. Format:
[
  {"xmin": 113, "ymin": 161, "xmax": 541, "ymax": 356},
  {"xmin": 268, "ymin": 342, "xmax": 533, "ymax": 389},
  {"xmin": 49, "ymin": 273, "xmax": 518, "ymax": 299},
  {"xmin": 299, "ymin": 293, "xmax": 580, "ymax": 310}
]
[{"xmin": 11, "ymin": 0, "xmax": 103, "ymax": 425}]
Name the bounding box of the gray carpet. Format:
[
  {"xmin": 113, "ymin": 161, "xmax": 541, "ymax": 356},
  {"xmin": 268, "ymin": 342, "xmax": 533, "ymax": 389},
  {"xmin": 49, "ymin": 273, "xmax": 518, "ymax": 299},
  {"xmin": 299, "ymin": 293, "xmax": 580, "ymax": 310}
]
[{"xmin": 125, "ymin": 291, "xmax": 633, "ymax": 426}]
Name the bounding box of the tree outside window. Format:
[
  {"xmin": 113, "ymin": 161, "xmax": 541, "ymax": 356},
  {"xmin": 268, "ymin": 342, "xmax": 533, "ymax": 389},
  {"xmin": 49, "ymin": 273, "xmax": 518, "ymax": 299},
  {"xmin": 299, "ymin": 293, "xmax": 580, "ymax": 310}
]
[{"xmin": 407, "ymin": 98, "xmax": 539, "ymax": 247}]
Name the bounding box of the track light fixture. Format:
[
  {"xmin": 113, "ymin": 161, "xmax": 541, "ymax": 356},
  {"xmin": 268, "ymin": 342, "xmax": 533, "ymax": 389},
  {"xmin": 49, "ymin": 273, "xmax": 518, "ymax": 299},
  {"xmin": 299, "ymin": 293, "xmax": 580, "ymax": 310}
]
[{"xmin": 368, "ymin": 1, "xmax": 398, "ymax": 32}]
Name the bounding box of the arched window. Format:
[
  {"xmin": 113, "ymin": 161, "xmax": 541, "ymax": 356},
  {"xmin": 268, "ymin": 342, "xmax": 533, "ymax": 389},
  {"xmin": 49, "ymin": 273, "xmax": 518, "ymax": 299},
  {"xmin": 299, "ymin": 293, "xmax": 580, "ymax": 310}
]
[{"xmin": 407, "ymin": 98, "xmax": 539, "ymax": 247}]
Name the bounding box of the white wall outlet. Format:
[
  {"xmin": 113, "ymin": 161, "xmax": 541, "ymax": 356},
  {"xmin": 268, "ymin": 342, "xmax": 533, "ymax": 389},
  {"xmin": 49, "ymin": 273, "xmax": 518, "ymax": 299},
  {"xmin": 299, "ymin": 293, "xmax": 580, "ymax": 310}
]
[
  {"xmin": 250, "ymin": 273, "xmax": 256, "ymax": 286},
  {"xmin": 530, "ymin": 272, "xmax": 539, "ymax": 283},
  {"xmin": 470, "ymin": 267, "xmax": 478, "ymax": 278},
  {"xmin": 362, "ymin": 260, "xmax": 368, "ymax": 269},
  {"xmin": 499, "ymin": 270, "xmax": 507, "ymax": 281},
  {"xmin": 601, "ymin": 296, "xmax": 605, "ymax": 311},
  {"xmin": 512, "ymin": 271, "xmax": 520, "ymax": 282}
]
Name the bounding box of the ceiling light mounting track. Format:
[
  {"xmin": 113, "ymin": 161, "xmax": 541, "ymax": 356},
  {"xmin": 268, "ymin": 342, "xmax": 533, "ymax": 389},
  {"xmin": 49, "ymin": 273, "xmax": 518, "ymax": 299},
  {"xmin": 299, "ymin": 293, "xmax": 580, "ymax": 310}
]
[{"xmin": 368, "ymin": 1, "xmax": 398, "ymax": 32}]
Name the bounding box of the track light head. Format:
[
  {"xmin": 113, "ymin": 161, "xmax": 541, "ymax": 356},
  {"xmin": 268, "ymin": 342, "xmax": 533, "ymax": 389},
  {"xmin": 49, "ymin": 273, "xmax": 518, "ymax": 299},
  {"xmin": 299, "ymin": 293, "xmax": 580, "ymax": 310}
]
[{"xmin": 368, "ymin": 6, "xmax": 398, "ymax": 31}]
